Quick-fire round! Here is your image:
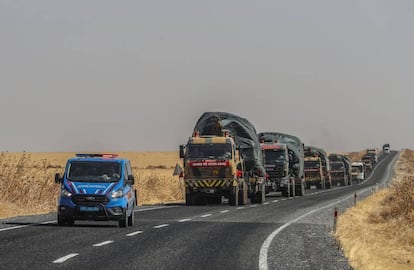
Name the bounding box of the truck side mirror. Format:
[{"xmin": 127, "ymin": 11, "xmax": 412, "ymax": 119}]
[
  {"xmin": 55, "ymin": 173, "xmax": 62, "ymax": 184},
  {"xmin": 127, "ymin": 175, "xmax": 135, "ymax": 185},
  {"xmin": 179, "ymin": 145, "xmax": 185, "ymax": 159}
]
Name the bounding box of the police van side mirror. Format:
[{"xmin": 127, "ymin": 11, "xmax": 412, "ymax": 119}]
[
  {"xmin": 179, "ymin": 145, "xmax": 185, "ymax": 159},
  {"xmin": 127, "ymin": 175, "xmax": 135, "ymax": 185},
  {"xmin": 55, "ymin": 173, "xmax": 62, "ymax": 184}
]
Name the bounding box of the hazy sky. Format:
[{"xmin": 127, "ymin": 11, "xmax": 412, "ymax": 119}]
[{"xmin": 1, "ymin": 1, "xmax": 413, "ymax": 153}]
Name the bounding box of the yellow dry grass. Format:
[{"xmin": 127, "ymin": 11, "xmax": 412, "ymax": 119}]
[
  {"xmin": 336, "ymin": 149, "xmax": 414, "ymax": 270},
  {"xmin": 0, "ymin": 152, "xmax": 183, "ymax": 219}
]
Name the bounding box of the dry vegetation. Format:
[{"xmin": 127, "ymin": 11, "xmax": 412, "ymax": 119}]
[
  {"xmin": 0, "ymin": 152, "xmax": 183, "ymax": 219},
  {"xmin": 336, "ymin": 149, "xmax": 414, "ymax": 270}
]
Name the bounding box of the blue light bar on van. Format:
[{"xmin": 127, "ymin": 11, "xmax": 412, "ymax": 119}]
[{"xmin": 75, "ymin": 153, "xmax": 118, "ymax": 158}]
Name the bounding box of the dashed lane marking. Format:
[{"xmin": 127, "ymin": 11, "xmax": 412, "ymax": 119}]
[
  {"xmin": 178, "ymin": 219, "xmax": 192, "ymax": 223},
  {"xmin": 53, "ymin": 253, "xmax": 79, "ymax": 264},
  {"xmin": 126, "ymin": 231, "xmax": 143, "ymax": 237},
  {"xmin": 200, "ymin": 214, "xmax": 212, "ymax": 218},
  {"xmin": 154, "ymin": 224, "xmax": 169, "ymax": 229},
  {"xmin": 93, "ymin": 241, "xmax": 114, "ymax": 247},
  {"xmin": 220, "ymin": 210, "xmax": 230, "ymax": 213}
]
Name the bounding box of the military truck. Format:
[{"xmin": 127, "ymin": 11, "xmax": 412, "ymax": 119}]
[
  {"xmin": 304, "ymin": 156, "xmax": 324, "ymax": 189},
  {"xmin": 361, "ymin": 155, "xmax": 373, "ymax": 174},
  {"xmin": 180, "ymin": 112, "xmax": 266, "ymax": 206},
  {"xmin": 260, "ymin": 142, "xmax": 289, "ymax": 193},
  {"xmin": 329, "ymin": 154, "xmax": 352, "ymax": 186},
  {"xmin": 383, "ymin": 144, "xmax": 390, "ymax": 155},
  {"xmin": 304, "ymin": 146, "xmax": 332, "ymax": 189},
  {"xmin": 258, "ymin": 132, "xmax": 305, "ymax": 197},
  {"xmin": 383, "ymin": 144, "xmax": 390, "ymax": 154},
  {"xmin": 366, "ymin": 149, "xmax": 378, "ymax": 165},
  {"xmin": 351, "ymin": 161, "xmax": 365, "ymax": 183}
]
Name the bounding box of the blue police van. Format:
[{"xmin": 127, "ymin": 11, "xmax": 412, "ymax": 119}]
[{"xmin": 55, "ymin": 153, "xmax": 137, "ymax": 227}]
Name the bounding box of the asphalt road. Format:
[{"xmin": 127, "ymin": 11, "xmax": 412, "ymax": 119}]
[{"xmin": 0, "ymin": 151, "xmax": 399, "ymax": 270}]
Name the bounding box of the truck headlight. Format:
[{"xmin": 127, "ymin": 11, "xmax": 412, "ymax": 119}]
[
  {"xmin": 61, "ymin": 188, "xmax": 72, "ymax": 198},
  {"xmin": 111, "ymin": 189, "xmax": 123, "ymax": 198}
]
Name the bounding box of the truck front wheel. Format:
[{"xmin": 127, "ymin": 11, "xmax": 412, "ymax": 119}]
[{"xmin": 228, "ymin": 187, "xmax": 239, "ymax": 206}]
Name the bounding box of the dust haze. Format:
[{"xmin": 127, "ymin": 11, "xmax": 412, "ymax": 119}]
[{"xmin": 1, "ymin": 1, "xmax": 413, "ymax": 153}]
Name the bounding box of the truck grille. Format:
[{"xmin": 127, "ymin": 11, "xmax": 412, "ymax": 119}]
[
  {"xmin": 266, "ymin": 164, "xmax": 284, "ymax": 179},
  {"xmin": 190, "ymin": 167, "xmax": 228, "ymax": 179},
  {"xmin": 72, "ymin": 195, "xmax": 109, "ymax": 206}
]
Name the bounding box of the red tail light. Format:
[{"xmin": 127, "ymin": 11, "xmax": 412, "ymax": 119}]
[
  {"xmin": 236, "ymin": 170, "xmax": 243, "ymax": 178},
  {"xmin": 179, "ymin": 172, "xmax": 184, "ymax": 177}
]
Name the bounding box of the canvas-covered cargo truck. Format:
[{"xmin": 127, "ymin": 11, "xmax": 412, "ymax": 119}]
[
  {"xmin": 180, "ymin": 112, "xmax": 266, "ymax": 206},
  {"xmin": 258, "ymin": 132, "xmax": 305, "ymax": 197},
  {"xmin": 329, "ymin": 154, "xmax": 352, "ymax": 186},
  {"xmin": 304, "ymin": 146, "xmax": 332, "ymax": 189},
  {"xmin": 260, "ymin": 142, "xmax": 289, "ymax": 193},
  {"xmin": 304, "ymin": 156, "xmax": 324, "ymax": 189},
  {"xmin": 351, "ymin": 161, "xmax": 365, "ymax": 183}
]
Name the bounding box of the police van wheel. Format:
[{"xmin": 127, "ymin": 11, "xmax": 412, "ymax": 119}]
[
  {"xmin": 119, "ymin": 210, "xmax": 128, "ymax": 228},
  {"xmin": 127, "ymin": 209, "xmax": 134, "ymax": 227}
]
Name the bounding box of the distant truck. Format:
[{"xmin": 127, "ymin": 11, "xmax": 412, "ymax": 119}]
[
  {"xmin": 366, "ymin": 149, "xmax": 378, "ymax": 165},
  {"xmin": 258, "ymin": 132, "xmax": 305, "ymax": 197},
  {"xmin": 180, "ymin": 112, "xmax": 266, "ymax": 206},
  {"xmin": 351, "ymin": 161, "xmax": 365, "ymax": 183},
  {"xmin": 304, "ymin": 146, "xmax": 332, "ymax": 189},
  {"xmin": 329, "ymin": 154, "xmax": 352, "ymax": 186},
  {"xmin": 55, "ymin": 153, "xmax": 137, "ymax": 227},
  {"xmin": 361, "ymin": 155, "xmax": 373, "ymax": 174},
  {"xmin": 383, "ymin": 144, "xmax": 390, "ymax": 154},
  {"xmin": 260, "ymin": 142, "xmax": 289, "ymax": 193},
  {"xmin": 304, "ymin": 156, "xmax": 324, "ymax": 189}
]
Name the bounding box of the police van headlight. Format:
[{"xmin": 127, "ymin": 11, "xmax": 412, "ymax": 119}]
[
  {"xmin": 61, "ymin": 188, "xmax": 72, "ymax": 198},
  {"xmin": 111, "ymin": 189, "xmax": 123, "ymax": 198}
]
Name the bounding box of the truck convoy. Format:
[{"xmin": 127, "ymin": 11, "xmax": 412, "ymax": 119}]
[
  {"xmin": 260, "ymin": 142, "xmax": 289, "ymax": 194},
  {"xmin": 351, "ymin": 161, "xmax": 365, "ymax": 183},
  {"xmin": 180, "ymin": 112, "xmax": 266, "ymax": 206},
  {"xmin": 304, "ymin": 146, "xmax": 332, "ymax": 189},
  {"xmin": 328, "ymin": 154, "xmax": 352, "ymax": 186},
  {"xmin": 54, "ymin": 153, "xmax": 137, "ymax": 227},
  {"xmin": 258, "ymin": 132, "xmax": 305, "ymax": 197}
]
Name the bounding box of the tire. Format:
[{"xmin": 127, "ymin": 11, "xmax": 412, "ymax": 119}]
[
  {"xmin": 281, "ymin": 190, "xmax": 289, "ymax": 197},
  {"xmin": 238, "ymin": 181, "xmax": 248, "ymax": 205},
  {"xmin": 127, "ymin": 209, "xmax": 134, "ymax": 227},
  {"xmin": 208, "ymin": 196, "xmax": 221, "ymax": 205},
  {"xmin": 185, "ymin": 193, "xmax": 195, "ymax": 206},
  {"xmin": 57, "ymin": 215, "xmax": 65, "ymax": 226},
  {"xmin": 296, "ymin": 182, "xmax": 305, "ymax": 196},
  {"xmin": 228, "ymin": 187, "xmax": 239, "ymax": 206},
  {"xmin": 119, "ymin": 210, "xmax": 128, "ymax": 228},
  {"xmin": 256, "ymin": 188, "xmax": 265, "ymax": 204}
]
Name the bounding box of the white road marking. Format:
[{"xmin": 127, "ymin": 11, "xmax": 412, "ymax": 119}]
[
  {"xmin": 200, "ymin": 214, "xmax": 212, "ymax": 218},
  {"xmin": 0, "ymin": 225, "xmax": 28, "ymax": 232},
  {"xmin": 53, "ymin": 253, "xmax": 79, "ymax": 264},
  {"xmin": 263, "ymin": 202, "xmax": 270, "ymax": 205},
  {"xmin": 281, "ymin": 198, "xmax": 287, "ymax": 201},
  {"xmin": 126, "ymin": 231, "xmax": 143, "ymax": 237},
  {"xmin": 237, "ymin": 207, "xmax": 245, "ymax": 210},
  {"xmin": 93, "ymin": 240, "xmax": 114, "ymax": 247},
  {"xmin": 154, "ymin": 224, "xmax": 169, "ymax": 229},
  {"xmin": 272, "ymin": 200, "xmax": 279, "ymax": 203},
  {"xmin": 220, "ymin": 210, "xmax": 230, "ymax": 213},
  {"xmin": 258, "ymin": 153, "xmax": 399, "ymax": 270},
  {"xmin": 134, "ymin": 205, "xmax": 179, "ymax": 212},
  {"xmin": 178, "ymin": 219, "xmax": 192, "ymax": 223},
  {"xmin": 250, "ymin": 205, "xmax": 258, "ymax": 208}
]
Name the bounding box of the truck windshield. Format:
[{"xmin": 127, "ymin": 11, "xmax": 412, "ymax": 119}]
[
  {"xmin": 187, "ymin": 143, "xmax": 232, "ymax": 160},
  {"xmin": 352, "ymin": 166, "xmax": 363, "ymax": 173},
  {"xmin": 330, "ymin": 163, "xmax": 344, "ymax": 170},
  {"xmin": 305, "ymin": 161, "xmax": 320, "ymax": 168},
  {"xmin": 264, "ymin": 149, "xmax": 286, "ymax": 163},
  {"xmin": 67, "ymin": 161, "xmax": 121, "ymax": 182}
]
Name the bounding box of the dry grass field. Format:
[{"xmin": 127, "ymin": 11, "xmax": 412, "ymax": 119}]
[
  {"xmin": 0, "ymin": 152, "xmax": 183, "ymax": 219},
  {"xmin": 336, "ymin": 149, "xmax": 414, "ymax": 270}
]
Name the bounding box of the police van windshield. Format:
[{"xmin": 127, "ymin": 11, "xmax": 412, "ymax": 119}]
[
  {"xmin": 67, "ymin": 162, "xmax": 121, "ymax": 182},
  {"xmin": 187, "ymin": 143, "xmax": 232, "ymax": 160},
  {"xmin": 264, "ymin": 149, "xmax": 286, "ymax": 163}
]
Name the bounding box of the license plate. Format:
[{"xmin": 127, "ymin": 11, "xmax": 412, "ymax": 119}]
[{"xmin": 80, "ymin": 206, "xmax": 99, "ymax": 212}]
